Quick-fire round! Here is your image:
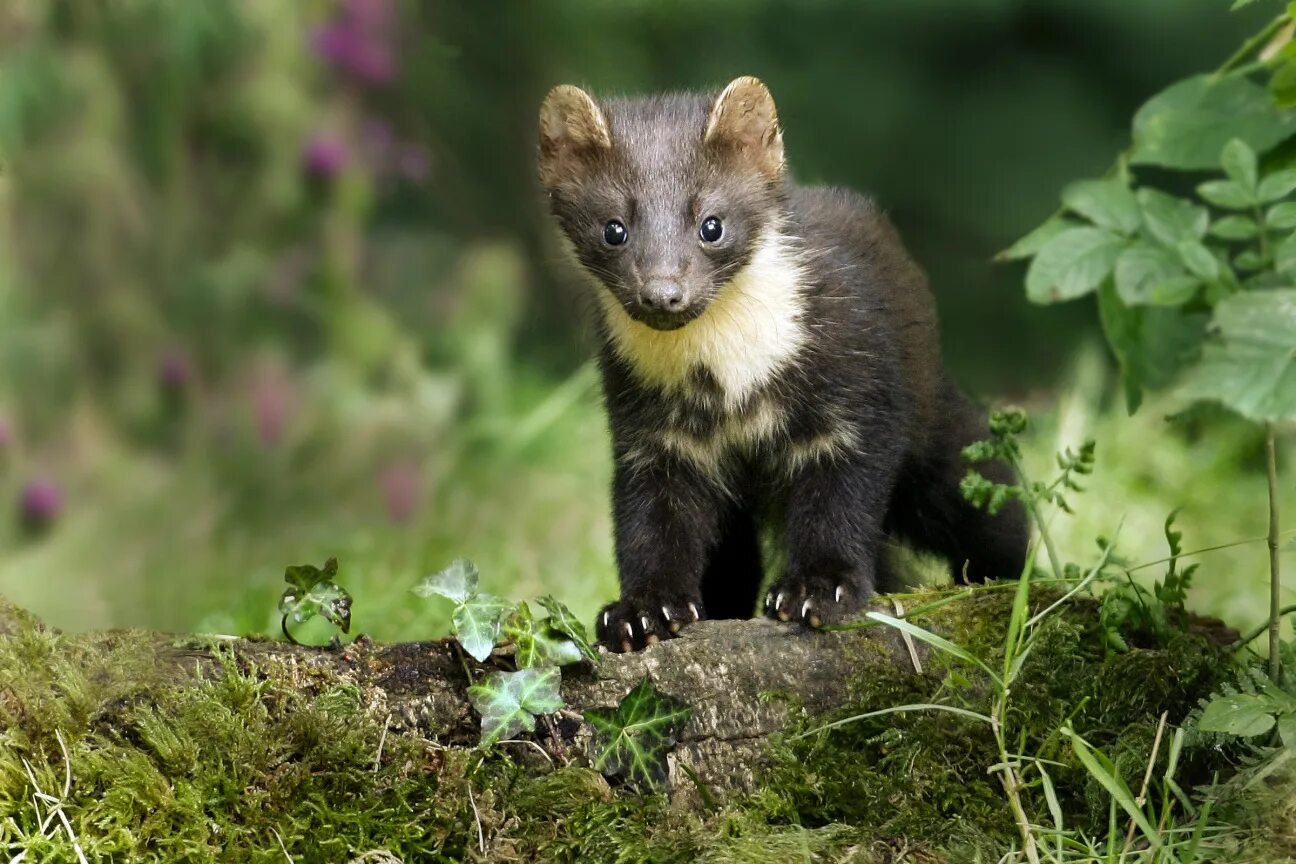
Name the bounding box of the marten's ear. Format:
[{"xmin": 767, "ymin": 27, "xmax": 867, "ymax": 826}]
[
  {"xmin": 704, "ymin": 76, "xmax": 784, "ymax": 178},
  {"xmin": 538, "ymin": 85, "xmax": 612, "ymax": 188}
]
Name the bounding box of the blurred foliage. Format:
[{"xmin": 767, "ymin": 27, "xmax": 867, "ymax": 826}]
[{"xmin": 0, "ymin": 0, "xmax": 1289, "ymax": 638}]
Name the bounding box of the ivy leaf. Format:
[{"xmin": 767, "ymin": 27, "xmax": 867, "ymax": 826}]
[
  {"xmin": 1267, "ymin": 202, "xmax": 1296, "ymax": 229},
  {"xmin": 468, "ymin": 668, "xmax": 565, "ymax": 744},
  {"xmin": 537, "ymin": 595, "xmax": 600, "ymax": 664},
  {"xmin": 1137, "ymin": 189, "xmax": 1209, "ymax": 247},
  {"xmin": 1259, "ymin": 168, "xmax": 1296, "ymax": 203},
  {"xmin": 996, "ymin": 215, "xmax": 1078, "ymax": 263},
  {"xmin": 1209, "ymin": 215, "xmax": 1259, "ymax": 241},
  {"xmin": 1131, "ymin": 73, "xmax": 1296, "ymax": 170},
  {"xmin": 1114, "ymin": 243, "xmax": 1194, "ymax": 306},
  {"xmin": 412, "ymin": 559, "xmax": 479, "ymax": 604},
  {"xmin": 1220, "ymin": 138, "xmax": 1259, "ymax": 193},
  {"xmin": 1061, "ymin": 179, "xmax": 1141, "ymax": 235},
  {"xmin": 1177, "ymin": 289, "xmax": 1296, "ymax": 423},
  {"xmin": 1197, "ymin": 179, "xmax": 1256, "ymax": 210},
  {"xmin": 454, "ymin": 592, "xmax": 513, "ymax": 662},
  {"xmin": 1026, "ymin": 227, "xmax": 1127, "ymax": 303},
  {"xmin": 279, "ymin": 558, "xmax": 352, "ymax": 633},
  {"xmin": 584, "ymin": 676, "xmax": 693, "ymax": 792},
  {"xmin": 1197, "ymin": 693, "xmax": 1277, "ymax": 738},
  {"xmin": 504, "ymin": 602, "xmax": 585, "ymax": 668}
]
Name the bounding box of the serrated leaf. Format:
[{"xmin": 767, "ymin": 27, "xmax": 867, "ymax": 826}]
[
  {"xmin": 537, "ymin": 595, "xmax": 600, "ymax": 663},
  {"xmin": 1061, "ymin": 178, "xmax": 1141, "ymax": 235},
  {"xmin": 1099, "ymin": 283, "xmax": 1208, "ymax": 413},
  {"xmin": 1221, "ymin": 138, "xmax": 1259, "ymax": 192},
  {"xmin": 1115, "ymin": 243, "xmax": 1192, "ymax": 305},
  {"xmin": 1197, "ymin": 693, "xmax": 1277, "ymax": 738},
  {"xmin": 454, "ymin": 593, "xmax": 513, "ymax": 662},
  {"xmin": 1131, "ymin": 73, "xmax": 1296, "ymax": 170},
  {"xmin": 1209, "ymin": 215, "xmax": 1259, "ymax": 240},
  {"xmin": 412, "ymin": 559, "xmax": 479, "ymax": 603},
  {"xmin": 468, "ymin": 667, "xmax": 565, "ymax": 744},
  {"xmin": 1259, "ymin": 168, "xmax": 1296, "ymax": 203},
  {"xmin": 1025, "ymin": 227, "xmax": 1126, "ymax": 303},
  {"xmin": 584, "ymin": 676, "xmax": 692, "ymax": 792},
  {"xmin": 996, "ymin": 215, "xmax": 1077, "ymax": 262},
  {"xmin": 1268, "ymin": 202, "xmax": 1296, "ymax": 228},
  {"xmin": 1197, "ymin": 179, "xmax": 1256, "ymax": 210},
  {"xmin": 1175, "ymin": 238, "xmax": 1222, "ymax": 281},
  {"xmin": 1137, "ymin": 189, "xmax": 1209, "ymax": 247},
  {"xmin": 279, "ymin": 558, "xmax": 352, "ymax": 633},
  {"xmin": 1177, "ymin": 289, "xmax": 1296, "ymax": 423}
]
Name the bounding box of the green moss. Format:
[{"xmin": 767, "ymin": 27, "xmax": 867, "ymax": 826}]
[{"xmin": 0, "ymin": 589, "xmax": 1242, "ymax": 862}]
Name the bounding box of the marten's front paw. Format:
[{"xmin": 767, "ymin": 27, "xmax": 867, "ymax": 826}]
[
  {"xmin": 596, "ymin": 597, "xmax": 703, "ymax": 653},
  {"xmin": 764, "ymin": 575, "xmax": 866, "ymax": 628}
]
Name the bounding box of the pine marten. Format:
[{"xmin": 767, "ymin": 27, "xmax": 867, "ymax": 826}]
[{"xmin": 537, "ymin": 76, "xmax": 1027, "ymax": 652}]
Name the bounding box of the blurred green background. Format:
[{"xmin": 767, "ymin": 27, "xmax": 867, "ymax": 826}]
[{"xmin": 0, "ymin": 0, "xmax": 1290, "ymax": 642}]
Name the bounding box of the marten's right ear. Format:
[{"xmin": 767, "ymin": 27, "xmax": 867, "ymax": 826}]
[{"xmin": 538, "ymin": 85, "xmax": 612, "ymax": 189}]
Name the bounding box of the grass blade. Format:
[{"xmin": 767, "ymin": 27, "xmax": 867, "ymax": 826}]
[
  {"xmin": 789, "ymin": 703, "xmax": 993, "ymax": 741},
  {"xmin": 865, "ymin": 612, "xmax": 1002, "ymax": 688}
]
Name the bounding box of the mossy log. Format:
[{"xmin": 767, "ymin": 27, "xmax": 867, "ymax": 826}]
[
  {"xmin": 0, "ymin": 594, "xmax": 941, "ymax": 800},
  {"xmin": 0, "ymin": 591, "xmax": 1247, "ymax": 863}
]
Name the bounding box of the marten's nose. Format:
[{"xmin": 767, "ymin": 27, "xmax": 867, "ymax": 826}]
[{"xmin": 638, "ymin": 279, "xmax": 685, "ymax": 312}]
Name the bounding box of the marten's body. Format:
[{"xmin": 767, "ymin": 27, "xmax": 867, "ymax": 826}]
[{"xmin": 538, "ymin": 78, "xmax": 1027, "ymax": 651}]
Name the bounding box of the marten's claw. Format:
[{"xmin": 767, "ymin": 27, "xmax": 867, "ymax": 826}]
[
  {"xmin": 765, "ymin": 576, "xmax": 864, "ymax": 627},
  {"xmin": 596, "ymin": 597, "xmax": 704, "ymax": 652}
]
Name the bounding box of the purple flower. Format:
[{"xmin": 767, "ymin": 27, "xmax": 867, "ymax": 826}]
[
  {"xmin": 379, "ymin": 461, "xmax": 421, "ymax": 524},
  {"xmin": 311, "ymin": 0, "xmax": 398, "ymax": 86},
  {"xmin": 0, "ymin": 417, "xmax": 11, "ymax": 449},
  {"xmin": 397, "ymin": 144, "xmax": 430, "ymax": 182},
  {"xmin": 303, "ymin": 134, "xmax": 347, "ymax": 178},
  {"xmin": 20, "ymin": 479, "xmax": 63, "ymax": 532},
  {"xmin": 159, "ymin": 349, "xmax": 192, "ymax": 391},
  {"xmin": 251, "ymin": 366, "xmax": 296, "ymax": 448}
]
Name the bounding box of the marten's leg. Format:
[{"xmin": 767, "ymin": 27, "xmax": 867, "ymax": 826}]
[
  {"xmin": 596, "ymin": 453, "xmax": 727, "ymax": 652},
  {"xmin": 700, "ymin": 505, "xmax": 765, "ymax": 619}
]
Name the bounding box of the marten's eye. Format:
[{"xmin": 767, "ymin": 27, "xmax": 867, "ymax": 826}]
[
  {"xmin": 603, "ymin": 220, "xmax": 628, "ymax": 246},
  {"xmin": 699, "ymin": 216, "xmax": 724, "ymax": 244}
]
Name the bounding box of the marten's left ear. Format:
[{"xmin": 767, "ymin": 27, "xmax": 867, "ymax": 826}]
[{"xmin": 704, "ymin": 76, "xmax": 784, "ymax": 178}]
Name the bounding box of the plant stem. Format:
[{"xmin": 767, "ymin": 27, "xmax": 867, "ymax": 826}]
[
  {"xmin": 1011, "ymin": 454, "xmax": 1065, "ymax": 582},
  {"xmin": 1266, "ymin": 425, "xmax": 1282, "ymax": 680},
  {"xmin": 1216, "ymin": 13, "xmax": 1290, "ymax": 76}
]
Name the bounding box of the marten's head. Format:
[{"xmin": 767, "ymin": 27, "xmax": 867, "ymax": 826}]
[{"xmin": 539, "ymin": 77, "xmax": 788, "ymax": 333}]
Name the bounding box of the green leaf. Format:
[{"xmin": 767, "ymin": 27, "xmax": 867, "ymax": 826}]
[
  {"xmin": 454, "ymin": 592, "xmax": 513, "ymax": 662},
  {"xmin": 1175, "ymin": 238, "xmax": 1222, "ymax": 281},
  {"xmin": 1025, "ymin": 227, "xmax": 1127, "ymax": 304},
  {"xmin": 996, "ymin": 215, "xmax": 1077, "ymax": 262},
  {"xmin": 1063, "ymin": 727, "xmax": 1163, "ymax": 851},
  {"xmin": 1209, "ymin": 215, "xmax": 1260, "ymax": 240},
  {"xmin": 1277, "ymin": 233, "xmax": 1296, "ymax": 274},
  {"xmin": 1267, "ymin": 202, "xmax": 1296, "ymax": 229},
  {"xmin": 1114, "ymin": 243, "xmax": 1193, "ymax": 305},
  {"xmin": 1061, "ymin": 178, "xmax": 1141, "ymax": 235},
  {"xmin": 278, "ymin": 558, "xmax": 352, "ymax": 633},
  {"xmin": 412, "ymin": 559, "xmax": 479, "ymax": 603},
  {"xmin": 1137, "ymin": 189, "xmax": 1209, "ymax": 247},
  {"xmin": 1259, "ymin": 168, "xmax": 1296, "ymax": 203},
  {"xmin": 1197, "ymin": 693, "xmax": 1278, "ymax": 738},
  {"xmin": 1279, "ymin": 713, "xmax": 1296, "ymax": 749},
  {"xmin": 1197, "ymin": 179, "xmax": 1256, "ymax": 210},
  {"xmin": 505, "ymin": 602, "xmax": 586, "ymax": 668},
  {"xmin": 1099, "ymin": 283, "xmax": 1208, "ymax": 413},
  {"xmin": 1177, "ymin": 289, "xmax": 1296, "ymax": 423},
  {"xmin": 584, "ymin": 676, "xmax": 692, "ymax": 791},
  {"xmin": 468, "ymin": 667, "xmax": 565, "ymax": 744},
  {"xmin": 1221, "ymin": 138, "xmax": 1259, "ymax": 192},
  {"xmin": 537, "ymin": 595, "xmax": 600, "ymax": 664},
  {"xmin": 1131, "ymin": 73, "xmax": 1296, "ymax": 170}
]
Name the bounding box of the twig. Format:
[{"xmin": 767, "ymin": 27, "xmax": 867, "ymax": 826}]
[
  {"xmin": 272, "ymin": 827, "xmax": 294, "ymax": 863},
  {"xmin": 467, "ymin": 784, "xmax": 485, "ymax": 856},
  {"xmin": 1119, "ymin": 712, "xmax": 1168, "ymax": 862},
  {"xmin": 498, "ymin": 738, "xmax": 556, "ymax": 766},
  {"xmin": 892, "ymin": 599, "xmax": 923, "ymax": 674},
  {"xmin": 1266, "ymin": 426, "xmax": 1282, "ymax": 681},
  {"xmin": 373, "ymin": 714, "xmax": 391, "ymax": 773}
]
